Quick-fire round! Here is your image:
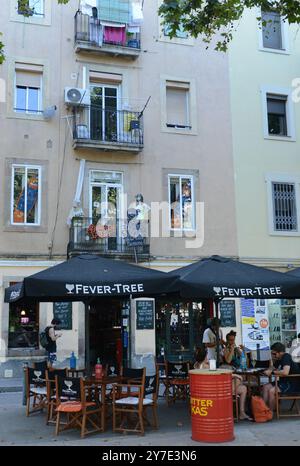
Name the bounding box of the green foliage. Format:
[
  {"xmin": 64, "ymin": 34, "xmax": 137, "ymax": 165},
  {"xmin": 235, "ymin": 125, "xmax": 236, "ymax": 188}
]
[
  {"xmin": 158, "ymin": 0, "xmax": 300, "ymax": 51},
  {"xmin": 0, "ymin": 0, "xmax": 70, "ymax": 64}
]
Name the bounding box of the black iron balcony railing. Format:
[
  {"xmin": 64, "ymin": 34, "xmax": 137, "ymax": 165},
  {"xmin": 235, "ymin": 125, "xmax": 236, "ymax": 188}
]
[
  {"xmin": 68, "ymin": 217, "xmax": 150, "ymax": 261},
  {"xmin": 75, "ymin": 11, "xmax": 141, "ymax": 50},
  {"xmin": 73, "ymin": 106, "xmax": 144, "ymax": 148}
]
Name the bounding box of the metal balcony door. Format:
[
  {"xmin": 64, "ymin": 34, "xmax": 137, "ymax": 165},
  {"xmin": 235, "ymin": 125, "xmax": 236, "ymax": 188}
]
[
  {"xmin": 90, "ymin": 85, "xmax": 119, "ymax": 142},
  {"xmin": 90, "ymin": 182, "xmax": 122, "ymax": 251}
]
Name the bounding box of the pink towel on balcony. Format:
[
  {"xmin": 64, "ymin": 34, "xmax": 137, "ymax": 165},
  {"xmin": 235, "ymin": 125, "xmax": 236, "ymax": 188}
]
[{"xmin": 103, "ymin": 26, "xmax": 126, "ymax": 45}]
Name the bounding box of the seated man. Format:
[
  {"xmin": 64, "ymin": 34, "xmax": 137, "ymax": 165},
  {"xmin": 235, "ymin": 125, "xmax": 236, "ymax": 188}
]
[
  {"xmin": 223, "ymin": 330, "xmax": 244, "ymax": 368},
  {"xmin": 262, "ymin": 342, "xmax": 300, "ymax": 411}
]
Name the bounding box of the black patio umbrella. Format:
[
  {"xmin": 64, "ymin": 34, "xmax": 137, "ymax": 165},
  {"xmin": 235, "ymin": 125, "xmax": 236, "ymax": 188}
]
[
  {"xmin": 169, "ymin": 255, "xmax": 300, "ymax": 365},
  {"xmin": 4, "ymin": 254, "xmax": 179, "ymax": 304},
  {"xmin": 286, "ymin": 267, "xmax": 300, "ymax": 278},
  {"xmin": 169, "ymin": 255, "xmax": 300, "ymax": 300}
]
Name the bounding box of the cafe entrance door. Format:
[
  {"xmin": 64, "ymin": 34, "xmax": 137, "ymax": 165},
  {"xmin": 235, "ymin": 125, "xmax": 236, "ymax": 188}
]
[
  {"xmin": 156, "ymin": 300, "xmax": 210, "ymax": 362},
  {"xmin": 89, "ymin": 298, "xmax": 123, "ymax": 368}
]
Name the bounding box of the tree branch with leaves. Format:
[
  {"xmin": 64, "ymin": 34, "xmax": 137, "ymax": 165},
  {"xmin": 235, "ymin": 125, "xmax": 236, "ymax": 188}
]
[{"xmin": 158, "ymin": 0, "xmax": 300, "ymax": 51}]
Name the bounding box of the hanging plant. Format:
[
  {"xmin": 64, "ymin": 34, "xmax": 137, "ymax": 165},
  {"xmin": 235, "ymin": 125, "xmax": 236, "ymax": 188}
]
[{"xmin": 87, "ymin": 224, "xmax": 98, "ymax": 240}]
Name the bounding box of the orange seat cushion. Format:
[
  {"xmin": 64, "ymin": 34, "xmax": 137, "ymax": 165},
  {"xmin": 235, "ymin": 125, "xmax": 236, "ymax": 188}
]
[{"xmin": 56, "ymin": 401, "xmax": 95, "ymax": 413}]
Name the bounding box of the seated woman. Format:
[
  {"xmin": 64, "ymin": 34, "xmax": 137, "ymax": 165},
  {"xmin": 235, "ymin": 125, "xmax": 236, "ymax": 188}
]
[
  {"xmin": 223, "ymin": 330, "xmax": 243, "ymax": 368},
  {"xmin": 195, "ymin": 344, "xmax": 252, "ymax": 420},
  {"xmin": 193, "ymin": 347, "xmax": 209, "ymax": 369}
]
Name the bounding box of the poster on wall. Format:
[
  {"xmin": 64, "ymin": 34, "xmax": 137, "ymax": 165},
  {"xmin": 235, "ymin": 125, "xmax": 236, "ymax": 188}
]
[{"xmin": 241, "ymin": 299, "xmax": 270, "ymax": 351}]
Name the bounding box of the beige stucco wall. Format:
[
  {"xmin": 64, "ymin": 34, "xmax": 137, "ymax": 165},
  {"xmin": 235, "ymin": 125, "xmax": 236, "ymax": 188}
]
[
  {"xmin": 0, "ymin": 0, "xmax": 238, "ymax": 260},
  {"xmin": 0, "ymin": 0, "xmax": 237, "ymax": 369}
]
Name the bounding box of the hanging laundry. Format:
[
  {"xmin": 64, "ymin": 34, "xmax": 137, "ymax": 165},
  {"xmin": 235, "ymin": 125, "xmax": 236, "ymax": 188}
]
[
  {"xmin": 89, "ymin": 17, "xmax": 103, "ymax": 46},
  {"xmin": 103, "ymin": 26, "xmax": 126, "ymax": 46},
  {"xmin": 80, "ymin": 0, "xmax": 97, "ymax": 16}
]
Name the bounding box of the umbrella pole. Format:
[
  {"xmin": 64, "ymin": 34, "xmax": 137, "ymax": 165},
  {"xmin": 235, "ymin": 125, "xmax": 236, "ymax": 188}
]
[
  {"xmin": 85, "ymin": 302, "xmax": 90, "ymax": 375},
  {"xmin": 215, "ymin": 299, "xmax": 220, "ymax": 368}
]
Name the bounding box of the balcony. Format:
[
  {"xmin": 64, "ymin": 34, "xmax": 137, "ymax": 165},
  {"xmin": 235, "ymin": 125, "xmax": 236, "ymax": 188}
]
[
  {"xmin": 74, "ymin": 11, "xmax": 141, "ymax": 59},
  {"xmin": 67, "ymin": 217, "xmax": 150, "ymax": 263},
  {"xmin": 72, "ymin": 106, "xmax": 144, "ymax": 153}
]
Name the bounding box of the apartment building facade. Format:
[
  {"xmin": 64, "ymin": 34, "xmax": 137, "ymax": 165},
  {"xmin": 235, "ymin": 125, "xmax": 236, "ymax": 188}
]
[
  {"xmin": 0, "ymin": 0, "xmax": 237, "ymax": 375},
  {"xmin": 228, "ymin": 8, "xmax": 300, "ymax": 350}
]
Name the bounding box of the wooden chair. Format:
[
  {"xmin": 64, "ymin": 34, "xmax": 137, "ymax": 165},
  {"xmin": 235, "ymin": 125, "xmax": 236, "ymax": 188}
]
[
  {"xmin": 104, "ymin": 363, "xmax": 122, "ymax": 402},
  {"xmin": 165, "ymin": 361, "xmax": 190, "ymax": 405},
  {"xmin": 55, "ymin": 375, "xmax": 104, "ymax": 438},
  {"xmin": 25, "ymin": 366, "xmax": 48, "ymax": 416},
  {"xmin": 156, "ymin": 362, "xmax": 168, "ymax": 398},
  {"xmin": 113, "ymin": 367, "xmax": 160, "ymax": 435},
  {"xmin": 275, "ymin": 374, "xmax": 300, "ymax": 419},
  {"xmin": 45, "ymin": 368, "xmax": 68, "ymax": 425},
  {"xmin": 232, "ymin": 376, "xmax": 239, "ymax": 422},
  {"xmin": 67, "ymin": 368, "xmax": 86, "ymax": 378},
  {"xmin": 33, "ymin": 360, "xmax": 48, "ymax": 372}
]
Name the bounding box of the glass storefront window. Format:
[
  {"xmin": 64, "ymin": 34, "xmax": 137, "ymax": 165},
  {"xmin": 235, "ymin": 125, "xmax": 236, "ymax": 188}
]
[
  {"xmin": 268, "ymin": 299, "xmax": 297, "ymax": 349},
  {"xmin": 8, "ymin": 301, "xmax": 39, "ymax": 348},
  {"xmin": 155, "ymin": 300, "xmax": 209, "ymax": 362}
]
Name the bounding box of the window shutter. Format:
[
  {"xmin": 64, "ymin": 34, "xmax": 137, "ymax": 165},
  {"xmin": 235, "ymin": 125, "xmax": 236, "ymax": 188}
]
[
  {"xmin": 97, "ymin": 0, "xmax": 131, "ymax": 23},
  {"xmin": 166, "ymin": 87, "xmax": 189, "ymax": 126},
  {"xmin": 267, "ymin": 95, "xmax": 286, "ymax": 115},
  {"xmin": 15, "ymin": 64, "xmax": 43, "ymax": 88}
]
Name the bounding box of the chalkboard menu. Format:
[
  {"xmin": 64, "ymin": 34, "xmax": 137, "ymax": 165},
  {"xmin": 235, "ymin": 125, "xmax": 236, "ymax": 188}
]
[
  {"xmin": 136, "ymin": 300, "xmax": 154, "ymax": 330},
  {"xmin": 53, "ymin": 302, "xmax": 72, "ymax": 330},
  {"xmin": 220, "ymin": 300, "xmax": 236, "ymax": 327}
]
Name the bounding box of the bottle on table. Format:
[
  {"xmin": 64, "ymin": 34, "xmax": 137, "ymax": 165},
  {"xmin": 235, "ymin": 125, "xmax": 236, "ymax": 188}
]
[
  {"xmin": 240, "ymin": 350, "xmax": 247, "ymax": 370},
  {"xmin": 70, "ymin": 351, "xmax": 77, "ymax": 370},
  {"xmin": 95, "ymin": 357, "xmax": 103, "ymax": 379}
]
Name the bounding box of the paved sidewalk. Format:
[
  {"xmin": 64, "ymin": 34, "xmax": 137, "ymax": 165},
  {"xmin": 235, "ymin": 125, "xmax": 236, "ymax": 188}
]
[
  {"xmin": 1, "ymin": 391, "xmax": 300, "ymax": 446},
  {"xmin": 0, "ymin": 378, "xmax": 23, "ymax": 393}
]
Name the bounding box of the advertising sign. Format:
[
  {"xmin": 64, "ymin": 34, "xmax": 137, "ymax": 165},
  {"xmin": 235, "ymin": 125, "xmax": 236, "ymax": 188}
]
[{"xmin": 241, "ymin": 299, "xmax": 270, "ymax": 351}]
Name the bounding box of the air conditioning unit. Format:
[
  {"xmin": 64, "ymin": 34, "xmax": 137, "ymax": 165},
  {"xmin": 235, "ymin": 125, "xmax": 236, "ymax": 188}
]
[{"xmin": 64, "ymin": 87, "xmax": 90, "ymax": 106}]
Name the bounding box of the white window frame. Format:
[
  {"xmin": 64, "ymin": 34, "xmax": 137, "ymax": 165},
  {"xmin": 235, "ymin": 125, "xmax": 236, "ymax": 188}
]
[
  {"xmin": 88, "ymin": 170, "xmax": 124, "ymax": 219},
  {"xmin": 14, "ymin": 70, "xmax": 43, "ymax": 114},
  {"xmin": 161, "ymin": 75, "xmax": 197, "ymax": 135},
  {"xmin": 17, "ymin": 0, "xmax": 44, "ymax": 17},
  {"xmin": 265, "ymin": 173, "xmax": 300, "ymax": 236},
  {"xmin": 168, "ymin": 174, "xmax": 195, "ymax": 232},
  {"xmin": 261, "ymin": 86, "xmax": 296, "ymax": 141},
  {"xmin": 257, "ymin": 8, "xmax": 290, "ymax": 54},
  {"xmin": 11, "ymin": 164, "xmax": 42, "ymax": 226},
  {"xmin": 166, "ymin": 85, "xmax": 191, "ymax": 129}
]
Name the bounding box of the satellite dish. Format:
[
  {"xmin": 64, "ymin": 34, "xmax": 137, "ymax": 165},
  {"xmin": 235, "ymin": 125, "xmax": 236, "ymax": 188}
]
[
  {"xmin": 43, "ymin": 105, "xmax": 57, "ymax": 120},
  {"xmin": 67, "ymin": 88, "xmax": 82, "ymax": 103}
]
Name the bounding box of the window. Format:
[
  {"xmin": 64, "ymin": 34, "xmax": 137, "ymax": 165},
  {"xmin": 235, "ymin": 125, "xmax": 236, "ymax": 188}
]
[
  {"xmin": 8, "ymin": 283, "xmax": 39, "ymax": 349},
  {"xmin": 267, "ymin": 94, "xmax": 287, "ymax": 136},
  {"xmin": 15, "ymin": 64, "xmax": 43, "ymax": 114},
  {"xmin": 18, "ymin": 0, "xmax": 44, "ymax": 17},
  {"xmin": 164, "ymin": 23, "xmax": 188, "ymax": 39},
  {"xmin": 169, "ymin": 175, "xmax": 194, "ymax": 230},
  {"xmin": 261, "ymin": 10, "xmax": 283, "ymax": 50},
  {"xmin": 272, "ymin": 182, "xmax": 298, "ymax": 232},
  {"xmin": 261, "ymin": 86, "xmax": 295, "ymax": 140},
  {"xmin": 166, "ymin": 81, "xmax": 190, "ymax": 129},
  {"xmin": 11, "ymin": 165, "xmax": 41, "ymax": 225}
]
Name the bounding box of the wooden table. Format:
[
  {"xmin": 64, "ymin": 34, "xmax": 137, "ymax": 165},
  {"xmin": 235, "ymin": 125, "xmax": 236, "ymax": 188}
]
[
  {"xmin": 234, "ymin": 368, "xmax": 267, "ymax": 396},
  {"xmin": 84, "ymin": 376, "xmax": 124, "ymax": 431}
]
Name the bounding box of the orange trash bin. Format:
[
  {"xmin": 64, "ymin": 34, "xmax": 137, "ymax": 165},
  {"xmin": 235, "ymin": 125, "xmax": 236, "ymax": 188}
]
[{"xmin": 189, "ymin": 369, "xmax": 234, "ymax": 443}]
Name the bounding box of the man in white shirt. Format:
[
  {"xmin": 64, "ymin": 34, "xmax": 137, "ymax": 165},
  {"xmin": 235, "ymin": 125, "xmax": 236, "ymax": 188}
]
[{"xmin": 202, "ymin": 318, "xmax": 225, "ymax": 361}]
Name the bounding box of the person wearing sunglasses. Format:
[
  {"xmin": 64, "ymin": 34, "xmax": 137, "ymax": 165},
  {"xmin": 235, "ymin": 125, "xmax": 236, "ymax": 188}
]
[{"xmin": 262, "ymin": 342, "xmax": 300, "ymax": 411}]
